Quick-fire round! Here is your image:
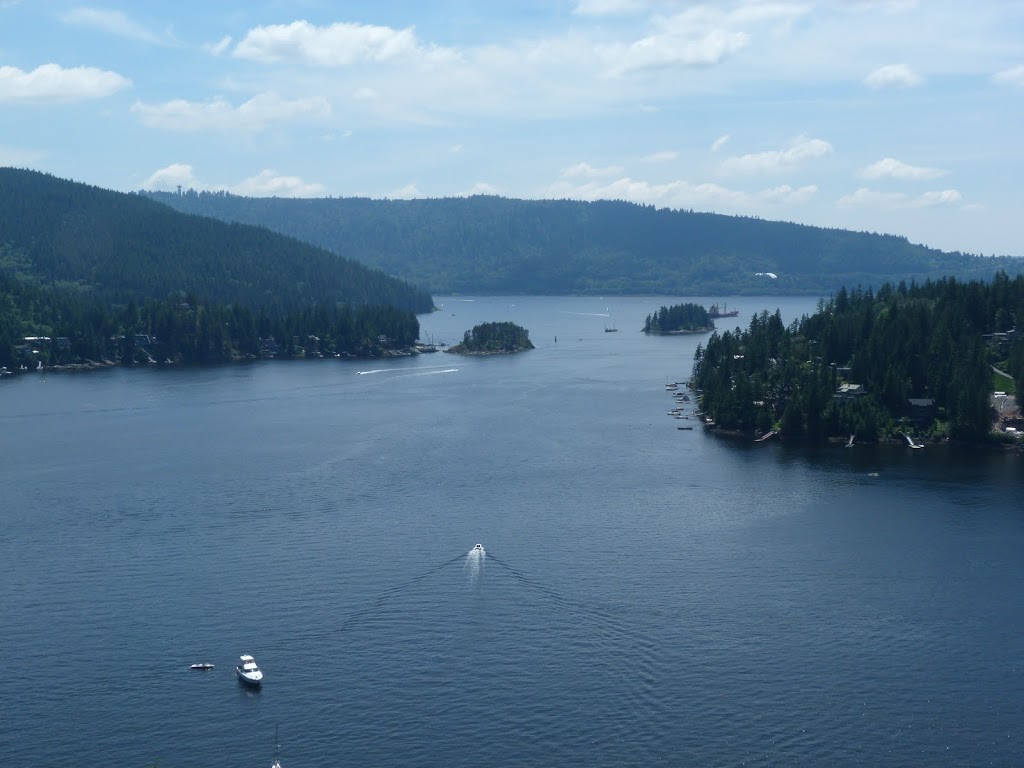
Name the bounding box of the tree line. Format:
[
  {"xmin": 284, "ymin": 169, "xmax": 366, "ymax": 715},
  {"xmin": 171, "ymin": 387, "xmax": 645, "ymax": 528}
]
[
  {"xmin": 691, "ymin": 273, "xmax": 1024, "ymax": 442},
  {"xmin": 0, "ymin": 270, "xmax": 420, "ymax": 368}
]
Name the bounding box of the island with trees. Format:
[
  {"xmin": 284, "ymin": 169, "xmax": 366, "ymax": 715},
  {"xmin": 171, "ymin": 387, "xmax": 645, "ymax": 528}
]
[
  {"xmin": 643, "ymin": 304, "xmax": 713, "ymax": 334},
  {"xmin": 690, "ymin": 273, "xmax": 1024, "ymax": 444},
  {"xmin": 445, "ymin": 322, "xmax": 535, "ymax": 355}
]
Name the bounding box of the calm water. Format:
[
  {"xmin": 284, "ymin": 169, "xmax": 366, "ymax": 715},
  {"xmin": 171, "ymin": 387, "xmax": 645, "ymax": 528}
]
[{"xmin": 2, "ymin": 296, "xmax": 1022, "ymax": 768}]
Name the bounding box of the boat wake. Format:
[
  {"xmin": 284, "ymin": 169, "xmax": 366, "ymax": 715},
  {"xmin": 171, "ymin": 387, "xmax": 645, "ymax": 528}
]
[
  {"xmin": 393, "ymin": 368, "xmax": 458, "ymax": 379},
  {"xmin": 464, "ymin": 544, "xmax": 486, "ymax": 583},
  {"xmin": 356, "ymin": 369, "xmax": 387, "ymax": 375}
]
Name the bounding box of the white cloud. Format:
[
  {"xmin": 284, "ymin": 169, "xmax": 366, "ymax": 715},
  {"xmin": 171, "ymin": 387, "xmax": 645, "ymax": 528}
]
[
  {"xmin": 233, "ymin": 20, "xmax": 458, "ymax": 68},
  {"xmin": 758, "ymin": 184, "xmax": 818, "ymax": 204},
  {"xmin": 0, "ymin": 63, "xmax": 131, "ymax": 103},
  {"xmin": 231, "ymin": 169, "xmax": 326, "ymax": 197},
  {"xmin": 839, "ymin": 186, "xmax": 963, "ymax": 208},
  {"xmin": 141, "ymin": 162, "xmax": 199, "ymax": 190},
  {"xmin": 353, "ymin": 87, "xmax": 379, "ymax": 101},
  {"xmin": 864, "ymin": 63, "xmax": 923, "ymax": 88},
  {"xmin": 390, "ymin": 183, "xmax": 422, "ymax": 199},
  {"xmin": 545, "ymin": 174, "xmax": 818, "ymax": 211},
  {"xmin": 913, "ymin": 189, "xmax": 962, "ymax": 207},
  {"xmin": 600, "ymin": 27, "xmax": 750, "ymax": 76},
  {"xmin": 141, "ymin": 164, "xmax": 325, "ymax": 197},
  {"xmin": 562, "ymin": 162, "xmax": 624, "ymax": 178},
  {"xmin": 204, "ymin": 36, "xmax": 232, "ymax": 56},
  {"xmin": 466, "ymin": 182, "xmax": 499, "ymax": 195},
  {"xmin": 838, "ymin": 187, "xmax": 907, "ymax": 207},
  {"xmin": 992, "ymin": 64, "xmax": 1024, "ymax": 87},
  {"xmin": 640, "ymin": 150, "xmax": 677, "ymax": 163},
  {"xmin": 132, "ymin": 92, "xmax": 330, "ymax": 132},
  {"xmin": 859, "ymin": 157, "xmax": 945, "ymax": 180},
  {"xmin": 573, "ymin": 0, "xmax": 647, "ymax": 16},
  {"xmin": 711, "ymin": 133, "xmax": 731, "ymax": 152},
  {"xmin": 450, "ymin": 144, "xmax": 464, "ymax": 154},
  {"xmin": 719, "ymin": 135, "xmax": 832, "ymax": 175},
  {"xmin": 60, "ymin": 7, "xmax": 163, "ymax": 44}
]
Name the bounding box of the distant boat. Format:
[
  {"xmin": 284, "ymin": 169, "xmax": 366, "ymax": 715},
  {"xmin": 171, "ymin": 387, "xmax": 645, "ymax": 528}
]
[
  {"xmin": 604, "ymin": 320, "xmax": 618, "ymax": 332},
  {"xmin": 236, "ymin": 654, "xmax": 263, "ymax": 686},
  {"xmin": 708, "ymin": 303, "xmax": 739, "ymax": 319},
  {"xmin": 190, "ymin": 662, "xmax": 215, "ymax": 670}
]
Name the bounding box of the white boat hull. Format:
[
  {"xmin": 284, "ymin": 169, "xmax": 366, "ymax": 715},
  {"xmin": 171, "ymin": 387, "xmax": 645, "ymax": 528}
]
[{"xmin": 236, "ymin": 667, "xmax": 263, "ymax": 686}]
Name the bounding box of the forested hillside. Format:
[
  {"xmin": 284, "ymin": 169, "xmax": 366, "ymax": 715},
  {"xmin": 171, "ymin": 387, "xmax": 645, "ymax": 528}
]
[
  {"xmin": 0, "ymin": 169, "xmax": 433, "ymax": 313},
  {"xmin": 0, "ymin": 169, "xmax": 431, "ymax": 369},
  {"xmin": 145, "ymin": 190, "xmax": 1021, "ymax": 296},
  {"xmin": 691, "ymin": 273, "xmax": 1024, "ymax": 443}
]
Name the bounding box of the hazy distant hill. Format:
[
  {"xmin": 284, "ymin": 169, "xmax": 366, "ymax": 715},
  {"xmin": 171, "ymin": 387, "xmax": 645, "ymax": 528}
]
[
  {"xmin": 0, "ymin": 169, "xmax": 433, "ymax": 313},
  {"xmin": 144, "ymin": 191, "xmax": 1021, "ymax": 296}
]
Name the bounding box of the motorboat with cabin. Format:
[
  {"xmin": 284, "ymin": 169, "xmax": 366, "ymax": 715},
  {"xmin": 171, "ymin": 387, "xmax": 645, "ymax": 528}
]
[
  {"xmin": 236, "ymin": 654, "xmax": 264, "ymax": 686},
  {"xmin": 190, "ymin": 662, "xmax": 215, "ymax": 670}
]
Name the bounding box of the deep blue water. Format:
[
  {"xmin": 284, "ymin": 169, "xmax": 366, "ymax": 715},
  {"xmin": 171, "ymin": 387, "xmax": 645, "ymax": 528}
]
[{"xmin": 2, "ymin": 295, "xmax": 1022, "ymax": 768}]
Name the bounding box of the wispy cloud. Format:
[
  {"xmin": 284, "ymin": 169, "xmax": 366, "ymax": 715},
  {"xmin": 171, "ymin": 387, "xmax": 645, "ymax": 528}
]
[
  {"xmin": 864, "ymin": 63, "xmax": 923, "ymax": 89},
  {"xmin": 233, "ymin": 20, "xmax": 458, "ymax": 68},
  {"xmin": 573, "ymin": 0, "xmax": 647, "ymax": 17},
  {"xmin": 561, "ymin": 162, "xmax": 624, "ymax": 178},
  {"xmin": 640, "ymin": 150, "xmax": 678, "ymax": 163},
  {"xmin": 390, "ymin": 183, "xmax": 422, "ymax": 199},
  {"xmin": 203, "ymin": 35, "xmax": 232, "ymax": 56},
  {"xmin": 992, "ymin": 64, "xmax": 1024, "ymax": 87},
  {"xmin": 545, "ymin": 174, "xmax": 818, "ymax": 210},
  {"xmin": 141, "ymin": 162, "xmax": 198, "ymax": 190},
  {"xmin": 465, "ymin": 181, "xmax": 499, "ymax": 195},
  {"xmin": 710, "ymin": 133, "xmax": 731, "ymax": 153},
  {"xmin": 859, "ymin": 157, "xmax": 945, "ymax": 180},
  {"xmin": 131, "ymin": 92, "xmax": 330, "ymax": 132},
  {"xmin": 719, "ymin": 136, "xmax": 832, "ymax": 175},
  {"xmin": 60, "ymin": 7, "xmax": 165, "ymax": 45},
  {"xmin": 0, "ymin": 63, "xmax": 130, "ymax": 103},
  {"xmin": 231, "ymin": 169, "xmax": 326, "ymax": 197},
  {"xmin": 839, "ymin": 187, "xmax": 963, "ymax": 208},
  {"xmin": 141, "ymin": 163, "xmax": 326, "ymax": 197}
]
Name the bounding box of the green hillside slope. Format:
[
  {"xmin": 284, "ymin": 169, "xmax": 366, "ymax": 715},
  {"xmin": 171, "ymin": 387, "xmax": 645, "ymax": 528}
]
[
  {"xmin": 144, "ymin": 191, "xmax": 1021, "ymax": 296},
  {"xmin": 0, "ymin": 169, "xmax": 433, "ymax": 313}
]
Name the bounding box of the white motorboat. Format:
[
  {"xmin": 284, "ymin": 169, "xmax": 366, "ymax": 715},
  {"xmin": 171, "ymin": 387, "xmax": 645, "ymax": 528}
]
[
  {"xmin": 473, "ymin": 543, "xmax": 484, "ymax": 552},
  {"xmin": 190, "ymin": 662, "xmax": 215, "ymax": 670},
  {"xmin": 236, "ymin": 654, "xmax": 264, "ymax": 686}
]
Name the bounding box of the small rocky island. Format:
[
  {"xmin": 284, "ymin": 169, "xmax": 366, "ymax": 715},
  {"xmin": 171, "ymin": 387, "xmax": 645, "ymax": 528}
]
[
  {"xmin": 643, "ymin": 303, "xmax": 714, "ymax": 334},
  {"xmin": 445, "ymin": 321, "xmax": 535, "ymax": 354}
]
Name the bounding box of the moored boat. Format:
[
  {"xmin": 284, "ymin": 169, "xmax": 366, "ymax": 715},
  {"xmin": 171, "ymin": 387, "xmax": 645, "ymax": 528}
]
[{"xmin": 236, "ymin": 654, "xmax": 264, "ymax": 686}]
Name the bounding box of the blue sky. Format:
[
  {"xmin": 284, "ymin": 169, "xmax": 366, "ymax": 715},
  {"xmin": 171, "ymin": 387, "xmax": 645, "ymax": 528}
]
[{"xmin": 2, "ymin": 0, "xmax": 1022, "ymax": 256}]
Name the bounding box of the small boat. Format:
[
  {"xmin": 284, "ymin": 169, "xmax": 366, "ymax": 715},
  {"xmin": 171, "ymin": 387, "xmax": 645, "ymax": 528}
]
[
  {"xmin": 190, "ymin": 662, "xmax": 215, "ymax": 670},
  {"xmin": 472, "ymin": 543, "xmax": 484, "ymax": 552},
  {"xmin": 236, "ymin": 655, "xmax": 264, "ymax": 686}
]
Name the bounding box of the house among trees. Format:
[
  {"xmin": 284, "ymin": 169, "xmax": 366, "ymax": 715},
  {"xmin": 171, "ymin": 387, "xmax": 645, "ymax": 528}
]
[{"xmin": 835, "ymin": 383, "xmax": 866, "ymax": 402}]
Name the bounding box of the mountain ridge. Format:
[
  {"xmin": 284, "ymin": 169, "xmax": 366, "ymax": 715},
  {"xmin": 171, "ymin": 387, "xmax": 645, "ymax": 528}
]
[{"xmin": 143, "ymin": 190, "xmax": 1022, "ymax": 296}]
